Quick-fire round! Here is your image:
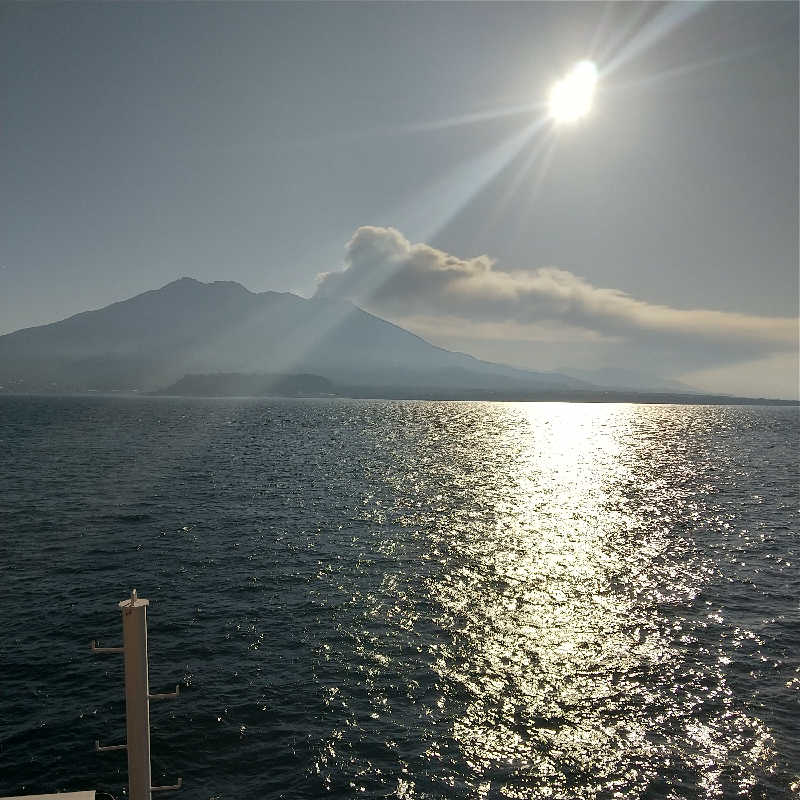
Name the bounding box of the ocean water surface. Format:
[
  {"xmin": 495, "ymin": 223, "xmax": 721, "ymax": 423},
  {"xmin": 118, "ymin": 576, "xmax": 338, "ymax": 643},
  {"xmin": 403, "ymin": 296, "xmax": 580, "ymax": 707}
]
[{"xmin": 0, "ymin": 397, "xmax": 797, "ymax": 799}]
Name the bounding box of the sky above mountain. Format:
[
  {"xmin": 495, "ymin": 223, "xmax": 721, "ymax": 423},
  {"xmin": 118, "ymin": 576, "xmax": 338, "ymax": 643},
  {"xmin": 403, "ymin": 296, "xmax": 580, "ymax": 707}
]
[{"xmin": 1, "ymin": 2, "xmax": 797, "ymax": 397}]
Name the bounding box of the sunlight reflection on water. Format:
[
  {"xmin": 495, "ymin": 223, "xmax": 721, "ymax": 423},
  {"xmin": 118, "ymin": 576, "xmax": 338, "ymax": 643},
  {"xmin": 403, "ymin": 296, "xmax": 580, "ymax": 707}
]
[{"xmin": 325, "ymin": 403, "xmax": 778, "ymax": 798}]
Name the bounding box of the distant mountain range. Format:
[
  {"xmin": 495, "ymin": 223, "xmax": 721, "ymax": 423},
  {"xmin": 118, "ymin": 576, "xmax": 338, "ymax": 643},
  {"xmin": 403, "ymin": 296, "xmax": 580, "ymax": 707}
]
[
  {"xmin": 559, "ymin": 367, "xmax": 699, "ymax": 394},
  {"xmin": 0, "ymin": 278, "xmax": 793, "ymax": 404},
  {"xmin": 0, "ymin": 278, "xmax": 590, "ymax": 395}
]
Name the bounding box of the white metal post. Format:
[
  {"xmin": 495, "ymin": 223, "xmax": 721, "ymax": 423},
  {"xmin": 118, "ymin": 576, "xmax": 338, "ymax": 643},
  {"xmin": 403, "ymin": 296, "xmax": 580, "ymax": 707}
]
[
  {"xmin": 119, "ymin": 589, "xmax": 152, "ymax": 800},
  {"xmin": 92, "ymin": 590, "xmax": 181, "ymax": 794}
]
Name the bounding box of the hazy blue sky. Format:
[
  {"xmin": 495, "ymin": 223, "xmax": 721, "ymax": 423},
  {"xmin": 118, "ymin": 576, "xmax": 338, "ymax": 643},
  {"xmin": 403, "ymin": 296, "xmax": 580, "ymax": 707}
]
[{"xmin": 1, "ymin": 2, "xmax": 797, "ymax": 396}]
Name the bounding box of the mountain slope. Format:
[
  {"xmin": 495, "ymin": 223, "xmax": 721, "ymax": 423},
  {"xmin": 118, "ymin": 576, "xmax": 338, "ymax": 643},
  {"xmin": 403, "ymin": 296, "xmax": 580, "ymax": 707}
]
[{"xmin": 0, "ymin": 278, "xmax": 589, "ymax": 393}]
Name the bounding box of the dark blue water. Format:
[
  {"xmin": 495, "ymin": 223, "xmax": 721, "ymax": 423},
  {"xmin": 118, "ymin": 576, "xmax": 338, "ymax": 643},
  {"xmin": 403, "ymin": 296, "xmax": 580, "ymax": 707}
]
[{"xmin": 0, "ymin": 397, "xmax": 798, "ymax": 799}]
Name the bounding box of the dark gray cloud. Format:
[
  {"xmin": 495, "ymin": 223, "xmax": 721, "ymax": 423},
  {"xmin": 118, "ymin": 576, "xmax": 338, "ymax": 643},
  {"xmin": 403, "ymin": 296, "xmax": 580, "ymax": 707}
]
[{"xmin": 316, "ymin": 227, "xmax": 797, "ymax": 363}]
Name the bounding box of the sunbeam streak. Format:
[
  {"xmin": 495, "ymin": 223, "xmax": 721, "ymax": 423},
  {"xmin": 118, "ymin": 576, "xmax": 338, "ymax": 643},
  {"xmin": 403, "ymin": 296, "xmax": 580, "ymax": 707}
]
[
  {"xmin": 393, "ymin": 103, "xmax": 544, "ymax": 135},
  {"xmin": 479, "ymin": 130, "xmax": 559, "ymax": 242},
  {"xmin": 592, "ymin": 2, "xmax": 653, "ymax": 68},
  {"xmin": 390, "ymin": 115, "xmax": 551, "ymax": 245},
  {"xmin": 602, "ymin": 43, "xmax": 775, "ymax": 95},
  {"xmin": 314, "ymin": 103, "xmax": 546, "ymax": 147},
  {"xmin": 602, "ymin": 2, "xmax": 709, "ymax": 76}
]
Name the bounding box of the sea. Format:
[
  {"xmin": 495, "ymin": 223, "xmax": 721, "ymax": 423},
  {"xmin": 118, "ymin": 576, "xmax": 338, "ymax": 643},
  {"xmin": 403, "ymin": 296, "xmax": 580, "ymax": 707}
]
[{"xmin": 0, "ymin": 396, "xmax": 797, "ymax": 800}]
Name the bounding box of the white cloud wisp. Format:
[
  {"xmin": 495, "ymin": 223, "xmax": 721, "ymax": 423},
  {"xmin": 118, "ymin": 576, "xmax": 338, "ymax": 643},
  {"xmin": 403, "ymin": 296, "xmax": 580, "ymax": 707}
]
[{"xmin": 315, "ymin": 227, "xmax": 798, "ymax": 379}]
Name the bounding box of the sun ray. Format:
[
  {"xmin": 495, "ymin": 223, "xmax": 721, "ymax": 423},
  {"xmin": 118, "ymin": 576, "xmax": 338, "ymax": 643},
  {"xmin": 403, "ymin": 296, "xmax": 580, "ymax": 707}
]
[
  {"xmin": 601, "ymin": 43, "xmax": 773, "ymax": 95},
  {"xmin": 602, "ymin": 2, "xmax": 709, "ymax": 76},
  {"xmin": 588, "ymin": 1, "xmax": 619, "ymax": 62},
  {"xmin": 390, "ymin": 115, "xmax": 551, "ymax": 245},
  {"xmin": 478, "ymin": 129, "xmax": 558, "ymax": 243},
  {"xmin": 593, "ymin": 2, "xmax": 653, "ymax": 68},
  {"xmin": 393, "ymin": 103, "xmax": 544, "ymax": 135}
]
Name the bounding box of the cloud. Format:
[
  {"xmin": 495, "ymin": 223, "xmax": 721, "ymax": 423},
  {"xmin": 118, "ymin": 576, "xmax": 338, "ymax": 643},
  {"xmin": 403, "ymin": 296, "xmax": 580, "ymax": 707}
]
[{"xmin": 316, "ymin": 226, "xmax": 798, "ymax": 364}]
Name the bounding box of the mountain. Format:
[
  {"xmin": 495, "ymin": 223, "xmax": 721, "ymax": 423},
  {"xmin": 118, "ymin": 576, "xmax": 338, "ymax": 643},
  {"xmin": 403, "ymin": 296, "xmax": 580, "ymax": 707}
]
[
  {"xmin": 560, "ymin": 367, "xmax": 700, "ymax": 394},
  {"xmin": 0, "ymin": 278, "xmax": 589, "ymax": 394}
]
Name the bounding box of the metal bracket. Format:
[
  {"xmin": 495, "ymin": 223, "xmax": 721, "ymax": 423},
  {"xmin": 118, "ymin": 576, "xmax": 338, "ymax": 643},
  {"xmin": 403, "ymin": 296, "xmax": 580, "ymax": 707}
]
[
  {"xmin": 95, "ymin": 739, "xmax": 127, "ymax": 752},
  {"xmin": 151, "ymin": 778, "xmax": 183, "ymax": 792},
  {"xmin": 90, "ymin": 639, "xmax": 124, "ymax": 654},
  {"xmin": 149, "ymin": 684, "xmax": 180, "ymax": 701}
]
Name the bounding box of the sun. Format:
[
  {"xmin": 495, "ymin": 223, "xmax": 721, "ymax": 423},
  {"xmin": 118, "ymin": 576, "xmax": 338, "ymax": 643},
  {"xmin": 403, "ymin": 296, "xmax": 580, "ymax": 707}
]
[{"xmin": 548, "ymin": 60, "xmax": 598, "ymax": 124}]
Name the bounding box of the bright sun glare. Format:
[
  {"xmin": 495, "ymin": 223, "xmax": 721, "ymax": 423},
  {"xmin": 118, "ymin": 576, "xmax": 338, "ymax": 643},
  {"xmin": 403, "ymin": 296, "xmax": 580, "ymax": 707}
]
[{"xmin": 548, "ymin": 60, "xmax": 598, "ymax": 123}]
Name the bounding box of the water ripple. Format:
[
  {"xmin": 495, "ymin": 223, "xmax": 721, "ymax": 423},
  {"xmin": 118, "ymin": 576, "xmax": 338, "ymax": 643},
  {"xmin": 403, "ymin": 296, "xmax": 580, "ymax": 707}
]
[{"xmin": 0, "ymin": 397, "xmax": 797, "ymax": 799}]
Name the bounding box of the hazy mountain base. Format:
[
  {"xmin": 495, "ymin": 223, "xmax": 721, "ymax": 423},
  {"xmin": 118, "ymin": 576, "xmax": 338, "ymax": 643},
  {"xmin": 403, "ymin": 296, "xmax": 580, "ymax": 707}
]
[
  {"xmin": 145, "ymin": 372, "xmax": 797, "ymax": 405},
  {"xmin": 157, "ymin": 372, "xmax": 335, "ymax": 397},
  {"xmin": 1, "ymin": 369, "xmax": 795, "ymax": 405}
]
